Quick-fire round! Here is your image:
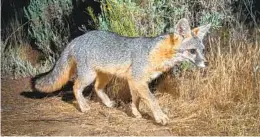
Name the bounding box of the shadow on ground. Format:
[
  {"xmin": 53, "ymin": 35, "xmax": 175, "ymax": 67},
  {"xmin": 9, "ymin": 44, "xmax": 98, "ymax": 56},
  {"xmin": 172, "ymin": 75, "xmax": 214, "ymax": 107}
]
[{"xmin": 20, "ymin": 80, "xmax": 94, "ymax": 102}]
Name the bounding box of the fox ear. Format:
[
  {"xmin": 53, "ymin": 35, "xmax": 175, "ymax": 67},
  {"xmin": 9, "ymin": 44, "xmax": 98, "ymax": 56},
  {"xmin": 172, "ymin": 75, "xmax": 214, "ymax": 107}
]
[
  {"xmin": 175, "ymin": 18, "xmax": 191, "ymax": 36},
  {"xmin": 193, "ymin": 24, "xmax": 211, "ymax": 40}
]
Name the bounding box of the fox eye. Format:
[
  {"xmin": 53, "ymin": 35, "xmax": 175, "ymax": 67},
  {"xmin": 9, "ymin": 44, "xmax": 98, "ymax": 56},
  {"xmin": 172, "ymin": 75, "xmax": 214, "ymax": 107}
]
[{"xmin": 189, "ymin": 49, "xmax": 196, "ymax": 54}]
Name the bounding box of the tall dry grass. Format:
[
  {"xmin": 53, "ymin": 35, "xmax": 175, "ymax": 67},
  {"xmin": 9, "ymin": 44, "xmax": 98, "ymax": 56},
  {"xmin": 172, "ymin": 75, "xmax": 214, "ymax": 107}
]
[
  {"xmin": 154, "ymin": 35, "xmax": 260, "ymax": 135},
  {"xmin": 104, "ymin": 31, "xmax": 260, "ymax": 135}
]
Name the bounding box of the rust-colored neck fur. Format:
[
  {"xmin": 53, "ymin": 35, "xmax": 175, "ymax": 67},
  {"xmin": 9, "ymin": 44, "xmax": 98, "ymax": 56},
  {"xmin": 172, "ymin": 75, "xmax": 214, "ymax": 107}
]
[{"xmin": 149, "ymin": 34, "xmax": 182, "ymax": 71}]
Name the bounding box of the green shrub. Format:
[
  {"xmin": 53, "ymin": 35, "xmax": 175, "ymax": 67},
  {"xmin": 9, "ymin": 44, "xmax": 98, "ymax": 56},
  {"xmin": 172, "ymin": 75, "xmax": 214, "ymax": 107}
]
[
  {"xmin": 1, "ymin": 45, "xmax": 53, "ymax": 78},
  {"xmin": 95, "ymin": 0, "xmax": 145, "ymax": 36},
  {"xmin": 24, "ymin": 0, "xmax": 72, "ymax": 59},
  {"xmin": 89, "ymin": 0, "xmax": 231, "ymax": 37}
]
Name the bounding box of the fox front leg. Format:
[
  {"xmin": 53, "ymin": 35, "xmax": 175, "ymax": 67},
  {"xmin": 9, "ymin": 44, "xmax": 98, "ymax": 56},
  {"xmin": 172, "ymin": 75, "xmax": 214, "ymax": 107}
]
[{"xmin": 128, "ymin": 80, "xmax": 169, "ymax": 125}]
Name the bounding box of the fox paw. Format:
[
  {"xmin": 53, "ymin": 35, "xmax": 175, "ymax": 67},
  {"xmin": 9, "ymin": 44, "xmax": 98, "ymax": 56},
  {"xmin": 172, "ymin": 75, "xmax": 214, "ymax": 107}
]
[
  {"xmin": 79, "ymin": 105, "xmax": 90, "ymax": 113},
  {"xmin": 132, "ymin": 107, "xmax": 142, "ymax": 118},
  {"xmin": 133, "ymin": 112, "xmax": 142, "ymax": 119},
  {"xmin": 78, "ymin": 100, "xmax": 90, "ymax": 113},
  {"xmin": 104, "ymin": 100, "xmax": 116, "ymax": 108},
  {"xmin": 154, "ymin": 112, "xmax": 169, "ymax": 125}
]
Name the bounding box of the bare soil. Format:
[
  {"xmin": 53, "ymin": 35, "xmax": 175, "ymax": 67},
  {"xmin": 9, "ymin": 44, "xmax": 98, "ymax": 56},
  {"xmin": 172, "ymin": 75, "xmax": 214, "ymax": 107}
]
[
  {"xmin": 1, "ymin": 76, "xmax": 211, "ymax": 136},
  {"xmin": 2, "ymin": 74, "xmax": 259, "ymax": 136}
]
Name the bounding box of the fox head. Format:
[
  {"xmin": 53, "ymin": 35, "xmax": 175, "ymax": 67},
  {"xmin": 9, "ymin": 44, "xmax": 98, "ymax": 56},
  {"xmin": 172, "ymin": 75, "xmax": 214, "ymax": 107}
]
[{"xmin": 174, "ymin": 18, "xmax": 211, "ymax": 68}]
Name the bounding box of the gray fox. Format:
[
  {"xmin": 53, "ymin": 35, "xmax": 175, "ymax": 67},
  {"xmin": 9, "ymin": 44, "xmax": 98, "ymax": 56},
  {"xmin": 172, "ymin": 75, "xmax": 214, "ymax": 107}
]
[{"xmin": 34, "ymin": 18, "xmax": 211, "ymax": 125}]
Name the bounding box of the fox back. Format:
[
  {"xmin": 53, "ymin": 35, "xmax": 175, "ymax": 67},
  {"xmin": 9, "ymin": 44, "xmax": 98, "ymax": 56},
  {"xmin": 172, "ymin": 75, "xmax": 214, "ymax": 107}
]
[{"xmin": 68, "ymin": 31, "xmax": 163, "ymax": 77}]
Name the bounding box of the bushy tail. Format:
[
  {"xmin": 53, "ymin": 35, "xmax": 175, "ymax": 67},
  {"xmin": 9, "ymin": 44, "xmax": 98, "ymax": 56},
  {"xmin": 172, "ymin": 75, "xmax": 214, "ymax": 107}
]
[{"xmin": 34, "ymin": 53, "xmax": 76, "ymax": 93}]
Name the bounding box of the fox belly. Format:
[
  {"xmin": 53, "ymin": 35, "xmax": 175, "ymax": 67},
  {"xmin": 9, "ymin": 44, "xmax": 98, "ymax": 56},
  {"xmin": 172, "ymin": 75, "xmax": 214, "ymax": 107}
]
[{"xmin": 94, "ymin": 63, "xmax": 132, "ymax": 78}]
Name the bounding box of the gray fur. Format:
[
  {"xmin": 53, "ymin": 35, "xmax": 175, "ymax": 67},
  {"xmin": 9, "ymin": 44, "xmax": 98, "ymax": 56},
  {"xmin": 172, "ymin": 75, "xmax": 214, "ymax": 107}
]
[{"xmin": 68, "ymin": 31, "xmax": 164, "ymax": 80}]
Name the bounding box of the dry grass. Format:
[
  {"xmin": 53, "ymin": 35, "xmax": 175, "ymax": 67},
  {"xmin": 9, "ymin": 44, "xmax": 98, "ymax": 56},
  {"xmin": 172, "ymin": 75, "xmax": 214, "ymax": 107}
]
[
  {"xmin": 2, "ymin": 37, "xmax": 259, "ymax": 135},
  {"xmin": 158, "ymin": 36, "xmax": 260, "ymax": 135},
  {"xmin": 104, "ymin": 34, "xmax": 260, "ymax": 135}
]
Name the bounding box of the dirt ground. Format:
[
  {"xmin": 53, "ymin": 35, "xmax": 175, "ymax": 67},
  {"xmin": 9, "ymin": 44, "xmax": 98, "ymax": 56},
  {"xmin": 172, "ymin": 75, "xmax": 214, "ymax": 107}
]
[
  {"xmin": 1, "ymin": 76, "xmax": 207, "ymax": 136},
  {"xmin": 3, "ymin": 74, "xmax": 258, "ymax": 136}
]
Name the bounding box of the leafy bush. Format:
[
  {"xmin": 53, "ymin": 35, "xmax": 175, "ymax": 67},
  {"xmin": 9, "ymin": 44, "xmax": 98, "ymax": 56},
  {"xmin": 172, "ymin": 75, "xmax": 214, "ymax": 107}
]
[
  {"xmin": 91, "ymin": 0, "xmax": 145, "ymax": 36},
  {"xmin": 1, "ymin": 45, "xmax": 53, "ymax": 78},
  {"xmin": 2, "ymin": 0, "xmax": 73, "ymax": 78},
  {"xmin": 91, "ymin": 0, "xmax": 227, "ymax": 35},
  {"xmin": 1, "ymin": 9, "xmax": 54, "ymax": 78},
  {"xmin": 24, "ymin": 0, "xmax": 73, "ymax": 59}
]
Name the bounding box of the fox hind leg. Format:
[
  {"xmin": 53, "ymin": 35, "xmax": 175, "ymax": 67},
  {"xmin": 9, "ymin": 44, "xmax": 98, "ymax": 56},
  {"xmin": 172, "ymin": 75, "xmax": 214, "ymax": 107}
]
[
  {"xmin": 128, "ymin": 81, "xmax": 142, "ymax": 118},
  {"xmin": 73, "ymin": 69, "xmax": 96, "ymax": 113},
  {"xmin": 131, "ymin": 93, "xmax": 141, "ymax": 118},
  {"xmin": 94, "ymin": 71, "xmax": 116, "ymax": 108}
]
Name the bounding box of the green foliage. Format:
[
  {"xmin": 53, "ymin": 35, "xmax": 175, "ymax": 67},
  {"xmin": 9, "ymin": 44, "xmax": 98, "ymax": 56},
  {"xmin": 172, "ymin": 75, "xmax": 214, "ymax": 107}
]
[
  {"xmin": 1, "ymin": 45, "xmax": 53, "ymax": 78},
  {"xmin": 97, "ymin": 0, "xmax": 144, "ymax": 36},
  {"xmin": 24, "ymin": 0, "xmax": 72, "ymax": 58},
  {"xmin": 90, "ymin": 0, "xmax": 231, "ymax": 37},
  {"xmin": 90, "ymin": 0, "xmax": 189, "ymax": 36},
  {"xmin": 200, "ymin": 11, "xmax": 224, "ymax": 29},
  {"xmin": 87, "ymin": 7, "xmax": 99, "ymax": 29},
  {"xmin": 180, "ymin": 61, "xmax": 195, "ymax": 71}
]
